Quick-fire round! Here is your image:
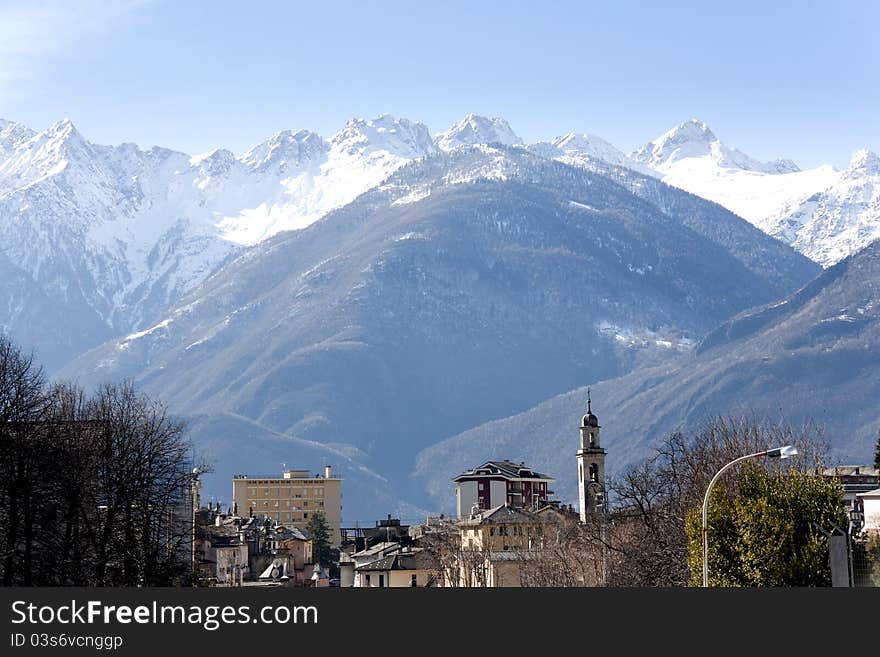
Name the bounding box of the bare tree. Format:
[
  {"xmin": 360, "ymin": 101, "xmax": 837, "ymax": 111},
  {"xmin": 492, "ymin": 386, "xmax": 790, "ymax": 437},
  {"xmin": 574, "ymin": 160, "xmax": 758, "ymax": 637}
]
[
  {"xmin": 598, "ymin": 416, "xmax": 829, "ymax": 587},
  {"xmin": 0, "ymin": 336, "xmax": 200, "ymax": 587},
  {"xmin": 0, "ymin": 337, "xmax": 51, "ymax": 586}
]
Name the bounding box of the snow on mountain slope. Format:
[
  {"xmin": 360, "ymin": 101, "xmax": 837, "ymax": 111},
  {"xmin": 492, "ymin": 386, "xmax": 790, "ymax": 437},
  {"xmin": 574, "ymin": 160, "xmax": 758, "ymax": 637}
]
[
  {"xmin": 2, "ymin": 109, "xmax": 874, "ymax": 373},
  {"xmin": 634, "ymin": 118, "xmax": 800, "ymax": 174},
  {"xmin": 434, "ymin": 114, "xmax": 522, "ymax": 150},
  {"xmin": 217, "ymin": 115, "xmax": 436, "ymax": 244},
  {"xmin": 0, "ymin": 119, "xmax": 36, "ymax": 160},
  {"xmin": 630, "ymin": 118, "xmax": 880, "ymax": 267},
  {"xmin": 530, "ymin": 131, "xmax": 656, "ymax": 177},
  {"xmin": 772, "ymin": 149, "xmax": 880, "ymax": 266},
  {"xmin": 0, "ymin": 114, "xmax": 438, "ymax": 370}
]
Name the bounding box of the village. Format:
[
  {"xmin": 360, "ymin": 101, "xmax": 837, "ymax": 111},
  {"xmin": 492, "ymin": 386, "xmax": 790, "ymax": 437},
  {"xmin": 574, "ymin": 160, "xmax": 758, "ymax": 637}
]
[{"xmin": 192, "ymin": 397, "xmax": 880, "ymax": 588}]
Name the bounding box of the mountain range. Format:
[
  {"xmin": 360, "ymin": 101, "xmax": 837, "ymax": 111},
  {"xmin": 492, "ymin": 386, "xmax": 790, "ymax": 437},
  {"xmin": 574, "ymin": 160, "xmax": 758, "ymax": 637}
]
[
  {"xmin": 1, "ymin": 112, "xmax": 878, "ymax": 519},
  {"xmin": 416, "ymin": 239, "xmax": 880, "ymax": 512}
]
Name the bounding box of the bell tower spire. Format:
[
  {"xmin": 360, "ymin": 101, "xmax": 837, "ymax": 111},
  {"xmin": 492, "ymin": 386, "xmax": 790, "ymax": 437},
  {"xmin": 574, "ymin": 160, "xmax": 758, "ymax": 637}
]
[{"xmin": 577, "ymin": 390, "xmax": 606, "ymax": 522}]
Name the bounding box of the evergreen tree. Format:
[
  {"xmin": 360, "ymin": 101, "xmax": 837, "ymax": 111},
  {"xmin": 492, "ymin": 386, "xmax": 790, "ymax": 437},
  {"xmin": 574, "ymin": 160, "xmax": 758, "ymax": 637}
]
[
  {"xmin": 685, "ymin": 463, "xmax": 846, "ymax": 586},
  {"xmin": 306, "ymin": 510, "xmax": 332, "ymax": 567}
]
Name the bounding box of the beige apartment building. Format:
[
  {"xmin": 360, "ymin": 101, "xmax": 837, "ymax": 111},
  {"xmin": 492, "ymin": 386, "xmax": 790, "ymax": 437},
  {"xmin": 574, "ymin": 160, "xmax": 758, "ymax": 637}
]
[{"xmin": 232, "ymin": 467, "xmax": 342, "ymax": 546}]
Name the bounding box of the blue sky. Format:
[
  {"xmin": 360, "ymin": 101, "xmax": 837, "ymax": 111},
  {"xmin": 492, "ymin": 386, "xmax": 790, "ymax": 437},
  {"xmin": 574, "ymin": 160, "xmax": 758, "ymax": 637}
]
[{"xmin": 0, "ymin": 0, "xmax": 877, "ymax": 168}]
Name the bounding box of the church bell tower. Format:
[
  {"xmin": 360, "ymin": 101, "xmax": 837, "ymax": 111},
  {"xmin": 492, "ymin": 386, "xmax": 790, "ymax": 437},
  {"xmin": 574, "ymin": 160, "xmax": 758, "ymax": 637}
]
[{"xmin": 577, "ymin": 390, "xmax": 606, "ymax": 522}]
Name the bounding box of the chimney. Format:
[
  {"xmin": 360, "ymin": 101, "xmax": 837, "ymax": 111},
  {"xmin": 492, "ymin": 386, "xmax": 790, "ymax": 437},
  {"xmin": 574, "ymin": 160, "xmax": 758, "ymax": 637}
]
[{"xmin": 325, "ymin": 465, "xmax": 332, "ymax": 479}]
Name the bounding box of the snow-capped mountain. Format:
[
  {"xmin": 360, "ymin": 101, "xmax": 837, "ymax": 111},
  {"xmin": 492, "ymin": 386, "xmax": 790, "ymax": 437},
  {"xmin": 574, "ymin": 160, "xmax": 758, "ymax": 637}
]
[
  {"xmin": 434, "ymin": 114, "xmax": 522, "ymax": 150},
  {"xmin": 415, "ymin": 239, "xmax": 880, "ymax": 512},
  {"xmin": 631, "ymin": 118, "xmax": 879, "ymax": 267},
  {"xmin": 634, "ymin": 118, "xmax": 800, "ymax": 174},
  {"xmin": 2, "ymin": 110, "xmax": 877, "ymax": 375},
  {"xmin": 59, "ymin": 145, "xmax": 817, "ymax": 517},
  {"xmin": 529, "ymin": 132, "xmax": 654, "ymax": 176},
  {"xmin": 0, "ymin": 114, "xmax": 438, "ymax": 370},
  {"xmin": 769, "ymin": 149, "xmax": 880, "ymax": 266}
]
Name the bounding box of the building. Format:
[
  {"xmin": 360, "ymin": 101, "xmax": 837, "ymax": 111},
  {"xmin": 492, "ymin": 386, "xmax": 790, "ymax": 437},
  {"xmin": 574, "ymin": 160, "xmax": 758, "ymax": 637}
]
[
  {"xmin": 231, "ymin": 466, "xmax": 342, "ymax": 545},
  {"xmin": 340, "ymin": 515, "xmax": 410, "ymax": 552},
  {"xmin": 453, "ymin": 460, "xmax": 554, "ymax": 518},
  {"xmin": 576, "ymin": 391, "xmax": 607, "ymax": 522},
  {"xmin": 354, "ymin": 547, "xmax": 438, "ymax": 587},
  {"xmin": 456, "ymin": 505, "xmax": 548, "ymax": 587},
  {"xmin": 818, "ymin": 466, "xmax": 879, "ymax": 519},
  {"xmin": 858, "ymin": 488, "xmax": 880, "ymax": 537}
]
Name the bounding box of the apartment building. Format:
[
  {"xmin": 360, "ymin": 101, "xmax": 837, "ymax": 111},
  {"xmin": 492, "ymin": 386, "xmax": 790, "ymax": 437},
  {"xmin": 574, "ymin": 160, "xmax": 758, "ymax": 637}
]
[{"xmin": 232, "ymin": 466, "xmax": 342, "ymax": 545}]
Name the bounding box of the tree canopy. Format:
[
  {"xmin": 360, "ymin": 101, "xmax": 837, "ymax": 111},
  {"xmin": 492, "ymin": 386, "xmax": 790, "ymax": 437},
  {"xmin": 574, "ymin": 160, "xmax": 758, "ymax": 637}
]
[
  {"xmin": 685, "ymin": 463, "xmax": 846, "ymax": 586},
  {"xmin": 306, "ymin": 510, "xmax": 332, "ymax": 567}
]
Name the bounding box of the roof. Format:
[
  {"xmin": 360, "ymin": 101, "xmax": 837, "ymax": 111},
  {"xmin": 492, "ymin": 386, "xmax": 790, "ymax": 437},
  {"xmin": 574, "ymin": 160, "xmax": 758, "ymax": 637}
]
[
  {"xmin": 453, "ymin": 460, "xmax": 554, "ymax": 483},
  {"xmin": 535, "ymin": 504, "xmax": 579, "ymax": 520},
  {"xmin": 355, "ymin": 549, "xmax": 438, "ymax": 572},
  {"xmin": 275, "ymin": 526, "xmax": 310, "ymax": 541},
  {"xmin": 820, "ymin": 466, "xmax": 880, "ymax": 478},
  {"xmin": 350, "ymin": 541, "xmax": 401, "ymax": 558},
  {"xmin": 486, "ymin": 550, "xmax": 539, "ymax": 562},
  {"xmin": 460, "ymin": 504, "xmax": 545, "ymax": 526},
  {"xmin": 857, "ymin": 488, "xmax": 880, "ymax": 498}
]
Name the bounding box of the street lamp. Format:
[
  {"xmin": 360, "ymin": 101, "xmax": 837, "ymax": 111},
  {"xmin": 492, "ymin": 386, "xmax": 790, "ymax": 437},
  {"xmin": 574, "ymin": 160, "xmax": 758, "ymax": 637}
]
[{"xmin": 701, "ymin": 445, "xmax": 798, "ymax": 587}]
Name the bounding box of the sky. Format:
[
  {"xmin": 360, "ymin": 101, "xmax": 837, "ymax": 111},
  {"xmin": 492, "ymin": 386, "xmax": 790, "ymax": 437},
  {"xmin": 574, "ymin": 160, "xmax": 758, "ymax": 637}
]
[{"xmin": 0, "ymin": 0, "xmax": 877, "ymax": 168}]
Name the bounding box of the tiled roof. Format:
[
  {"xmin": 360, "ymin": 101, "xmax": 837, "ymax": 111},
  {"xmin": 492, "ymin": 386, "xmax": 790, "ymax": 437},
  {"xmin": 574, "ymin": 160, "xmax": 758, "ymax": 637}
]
[
  {"xmin": 351, "ymin": 541, "xmax": 401, "ymax": 558},
  {"xmin": 461, "ymin": 504, "xmax": 545, "ymax": 525},
  {"xmin": 355, "ymin": 549, "xmax": 437, "ymax": 572}
]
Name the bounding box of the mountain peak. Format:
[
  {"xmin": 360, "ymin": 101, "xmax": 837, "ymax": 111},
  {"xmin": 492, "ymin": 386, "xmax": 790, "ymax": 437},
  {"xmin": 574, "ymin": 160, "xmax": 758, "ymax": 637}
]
[
  {"xmin": 435, "ymin": 114, "xmax": 522, "ymax": 151},
  {"xmin": 239, "ymin": 128, "xmax": 327, "ymax": 171},
  {"xmin": 331, "ymin": 114, "xmax": 435, "ymax": 159},
  {"xmin": 635, "ymin": 118, "xmax": 800, "ymax": 175},
  {"xmin": 0, "ymin": 118, "xmax": 37, "ymax": 153},
  {"xmin": 633, "ymin": 118, "xmax": 718, "ymax": 169},
  {"xmin": 46, "ymin": 118, "xmax": 80, "ymax": 139},
  {"xmin": 846, "ymin": 149, "xmax": 880, "ymax": 176},
  {"xmin": 667, "ymin": 118, "xmax": 717, "ymax": 143}
]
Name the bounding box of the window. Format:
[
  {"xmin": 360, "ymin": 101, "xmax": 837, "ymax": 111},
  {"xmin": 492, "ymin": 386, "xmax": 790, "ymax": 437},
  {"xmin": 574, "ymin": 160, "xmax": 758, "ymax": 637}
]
[
  {"xmin": 490, "ymin": 527, "xmax": 495, "ymax": 536},
  {"xmin": 379, "ymin": 575, "xmax": 385, "ymax": 588},
  {"xmin": 366, "ymin": 574, "xmax": 371, "ymax": 586},
  {"xmin": 478, "ymin": 482, "xmax": 484, "ymax": 491},
  {"xmin": 304, "ymin": 512, "xmax": 309, "ymax": 519}
]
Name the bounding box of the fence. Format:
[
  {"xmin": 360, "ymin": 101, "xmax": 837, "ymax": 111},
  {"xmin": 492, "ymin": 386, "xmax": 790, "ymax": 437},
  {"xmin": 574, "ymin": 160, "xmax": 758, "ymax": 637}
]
[{"xmin": 851, "ymin": 534, "xmax": 880, "ymax": 587}]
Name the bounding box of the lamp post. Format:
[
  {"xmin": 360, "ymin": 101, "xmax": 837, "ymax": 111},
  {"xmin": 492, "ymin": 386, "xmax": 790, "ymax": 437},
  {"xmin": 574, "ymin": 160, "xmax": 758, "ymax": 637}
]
[
  {"xmin": 701, "ymin": 445, "xmax": 798, "ymax": 587},
  {"xmin": 190, "ymin": 467, "xmax": 201, "ymax": 587}
]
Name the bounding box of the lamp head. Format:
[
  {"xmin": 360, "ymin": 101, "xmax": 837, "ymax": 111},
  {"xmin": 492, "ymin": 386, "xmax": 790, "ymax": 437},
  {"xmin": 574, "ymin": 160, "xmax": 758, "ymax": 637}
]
[{"xmin": 766, "ymin": 445, "xmax": 798, "ymax": 459}]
